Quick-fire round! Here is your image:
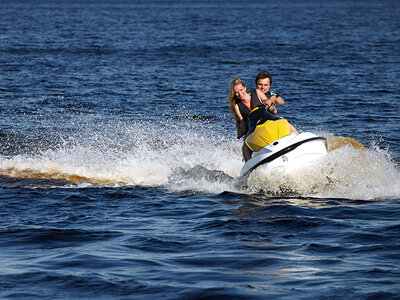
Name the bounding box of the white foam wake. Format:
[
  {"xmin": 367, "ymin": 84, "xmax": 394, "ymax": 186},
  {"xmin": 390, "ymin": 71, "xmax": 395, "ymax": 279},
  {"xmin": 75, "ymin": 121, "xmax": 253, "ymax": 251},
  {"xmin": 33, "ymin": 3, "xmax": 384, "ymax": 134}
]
[{"xmin": 0, "ymin": 119, "xmax": 399, "ymax": 200}]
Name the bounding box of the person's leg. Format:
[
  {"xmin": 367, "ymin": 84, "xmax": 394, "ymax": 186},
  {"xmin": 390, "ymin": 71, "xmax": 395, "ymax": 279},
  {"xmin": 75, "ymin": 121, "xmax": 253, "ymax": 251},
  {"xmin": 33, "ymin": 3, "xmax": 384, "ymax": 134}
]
[{"xmin": 242, "ymin": 143, "xmax": 253, "ymax": 162}]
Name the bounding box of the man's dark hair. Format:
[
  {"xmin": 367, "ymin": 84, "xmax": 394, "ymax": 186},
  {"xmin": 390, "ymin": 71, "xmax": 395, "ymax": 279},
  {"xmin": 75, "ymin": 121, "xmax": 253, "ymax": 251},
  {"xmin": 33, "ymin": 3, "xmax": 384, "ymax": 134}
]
[{"xmin": 255, "ymin": 70, "xmax": 272, "ymax": 86}]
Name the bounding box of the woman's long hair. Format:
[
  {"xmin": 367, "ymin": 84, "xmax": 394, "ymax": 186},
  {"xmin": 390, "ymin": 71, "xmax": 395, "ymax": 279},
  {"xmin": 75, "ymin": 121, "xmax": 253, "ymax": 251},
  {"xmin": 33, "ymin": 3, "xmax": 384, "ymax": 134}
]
[{"xmin": 227, "ymin": 78, "xmax": 246, "ymax": 120}]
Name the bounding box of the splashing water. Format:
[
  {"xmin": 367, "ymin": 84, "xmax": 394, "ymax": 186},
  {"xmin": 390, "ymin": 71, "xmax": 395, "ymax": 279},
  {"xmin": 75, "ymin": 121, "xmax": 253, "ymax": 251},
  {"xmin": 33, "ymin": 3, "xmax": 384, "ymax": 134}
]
[
  {"xmin": 0, "ymin": 118, "xmax": 241, "ymax": 190},
  {"xmin": 0, "ymin": 119, "xmax": 399, "ymax": 200},
  {"xmin": 246, "ymin": 138, "xmax": 400, "ymax": 200}
]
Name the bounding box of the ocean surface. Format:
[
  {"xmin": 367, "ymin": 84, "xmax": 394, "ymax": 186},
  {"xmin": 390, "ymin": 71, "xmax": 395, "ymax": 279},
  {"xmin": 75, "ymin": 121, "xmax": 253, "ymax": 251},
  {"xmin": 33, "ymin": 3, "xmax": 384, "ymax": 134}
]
[{"xmin": 1, "ymin": 0, "xmax": 400, "ymax": 299}]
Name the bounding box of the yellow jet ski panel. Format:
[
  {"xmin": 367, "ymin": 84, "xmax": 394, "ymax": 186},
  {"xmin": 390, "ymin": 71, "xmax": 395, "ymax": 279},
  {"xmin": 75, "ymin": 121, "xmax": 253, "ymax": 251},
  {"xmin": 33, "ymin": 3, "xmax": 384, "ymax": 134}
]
[{"xmin": 245, "ymin": 118, "xmax": 291, "ymax": 152}]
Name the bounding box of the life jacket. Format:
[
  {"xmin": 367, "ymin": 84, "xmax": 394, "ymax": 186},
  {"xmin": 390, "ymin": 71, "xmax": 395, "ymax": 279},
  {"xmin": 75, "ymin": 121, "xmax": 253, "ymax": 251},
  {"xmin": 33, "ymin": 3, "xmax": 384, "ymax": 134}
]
[
  {"xmin": 236, "ymin": 90, "xmax": 263, "ymax": 123},
  {"xmin": 245, "ymin": 106, "xmax": 291, "ymax": 152}
]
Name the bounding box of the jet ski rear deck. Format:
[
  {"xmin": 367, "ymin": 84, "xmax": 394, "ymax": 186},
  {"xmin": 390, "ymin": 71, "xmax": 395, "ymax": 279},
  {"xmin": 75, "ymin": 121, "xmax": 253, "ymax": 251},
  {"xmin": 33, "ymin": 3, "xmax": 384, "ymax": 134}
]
[{"xmin": 240, "ymin": 132, "xmax": 327, "ymax": 177}]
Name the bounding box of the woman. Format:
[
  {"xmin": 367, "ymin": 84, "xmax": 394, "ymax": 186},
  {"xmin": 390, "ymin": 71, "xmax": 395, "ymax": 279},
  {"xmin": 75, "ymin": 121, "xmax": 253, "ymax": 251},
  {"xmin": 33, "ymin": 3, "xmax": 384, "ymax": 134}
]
[
  {"xmin": 227, "ymin": 78, "xmax": 269, "ymax": 161},
  {"xmin": 227, "ymin": 78, "xmax": 298, "ymax": 162},
  {"xmin": 227, "ymin": 78, "xmax": 268, "ymax": 139}
]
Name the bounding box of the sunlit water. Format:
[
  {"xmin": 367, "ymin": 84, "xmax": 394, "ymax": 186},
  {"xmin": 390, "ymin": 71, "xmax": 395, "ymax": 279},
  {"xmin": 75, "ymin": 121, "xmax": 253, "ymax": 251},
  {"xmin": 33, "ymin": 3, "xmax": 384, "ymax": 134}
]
[{"xmin": 1, "ymin": 0, "xmax": 400, "ymax": 299}]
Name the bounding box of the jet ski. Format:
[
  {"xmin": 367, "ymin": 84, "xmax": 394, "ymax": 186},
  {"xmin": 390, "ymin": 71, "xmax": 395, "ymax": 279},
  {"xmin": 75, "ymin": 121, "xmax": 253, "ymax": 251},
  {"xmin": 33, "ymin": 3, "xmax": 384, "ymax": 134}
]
[{"xmin": 240, "ymin": 106, "xmax": 327, "ymax": 177}]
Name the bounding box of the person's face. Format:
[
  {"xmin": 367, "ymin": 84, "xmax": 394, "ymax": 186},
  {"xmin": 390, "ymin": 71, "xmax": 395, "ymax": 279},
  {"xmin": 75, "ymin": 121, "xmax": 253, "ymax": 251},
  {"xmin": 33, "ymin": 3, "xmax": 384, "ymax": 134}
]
[
  {"xmin": 257, "ymin": 78, "xmax": 271, "ymax": 93},
  {"xmin": 233, "ymin": 84, "xmax": 246, "ymax": 100}
]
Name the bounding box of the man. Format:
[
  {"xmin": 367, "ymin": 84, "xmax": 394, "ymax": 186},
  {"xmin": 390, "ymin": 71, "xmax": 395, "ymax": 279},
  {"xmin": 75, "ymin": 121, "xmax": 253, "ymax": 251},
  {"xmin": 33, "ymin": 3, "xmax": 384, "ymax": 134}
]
[{"xmin": 255, "ymin": 70, "xmax": 284, "ymax": 114}]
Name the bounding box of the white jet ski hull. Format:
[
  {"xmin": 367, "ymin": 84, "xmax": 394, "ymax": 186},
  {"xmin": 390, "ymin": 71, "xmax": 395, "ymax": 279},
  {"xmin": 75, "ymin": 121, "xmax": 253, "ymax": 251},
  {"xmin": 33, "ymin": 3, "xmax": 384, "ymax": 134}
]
[{"xmin": 240, "ymin": 132, "xmax": 327, "ymax": 177}]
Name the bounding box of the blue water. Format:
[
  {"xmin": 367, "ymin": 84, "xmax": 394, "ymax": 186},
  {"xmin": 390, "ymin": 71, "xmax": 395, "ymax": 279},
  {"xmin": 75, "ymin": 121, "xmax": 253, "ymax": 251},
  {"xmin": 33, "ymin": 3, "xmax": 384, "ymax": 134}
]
[{"xmin": 1, "ymin": 0, "xmax": 400, "ymax": 299}]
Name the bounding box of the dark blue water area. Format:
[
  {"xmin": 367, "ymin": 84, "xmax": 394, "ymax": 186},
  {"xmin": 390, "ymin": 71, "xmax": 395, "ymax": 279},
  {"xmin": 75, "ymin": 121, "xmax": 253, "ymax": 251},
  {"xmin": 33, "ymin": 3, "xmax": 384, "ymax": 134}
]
[
  {"xmin": 1, "ymin": 0, "xmax": 400, "ymax": 155},
  {"xmin": 1, "ymin": 0, "xmax": 400, "ymax": 299},
  {"xmin": 1, "ymin": 184, "xmax": 400, "ymax": 299}
]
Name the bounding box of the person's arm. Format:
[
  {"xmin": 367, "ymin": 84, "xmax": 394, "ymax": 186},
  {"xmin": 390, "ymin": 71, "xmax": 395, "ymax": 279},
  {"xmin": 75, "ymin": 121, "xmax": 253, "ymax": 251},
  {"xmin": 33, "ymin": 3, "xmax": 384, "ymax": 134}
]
[
  {"xmin": 270, "ymin": 93, "xmax": 284, "ymax": 106},
  {"xmin": 269, "ymin": 94, "xmax": 284, "ymax": 114},
  {"xmin": 288, "ymin": 122, "xmax": 299, "ymax": 135},
  {"xmin": 233, "ymin": 104, "xmax": 243, "ymax": 121},
  {"xmin": 255, "ymin": 89, "xmax": 271, "ymax": 106},
  {"xmin": 269, "ymin": 104, "xmax": 277, "ymax": 114},
  {"xmin": 255, "ymin": 89, "xmax": 280, "ymax": 114},
  {"xmin": 234, "ymin": 104, "xmax": 247, "ymax": 138}
]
